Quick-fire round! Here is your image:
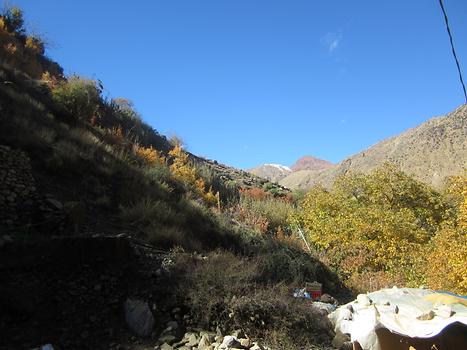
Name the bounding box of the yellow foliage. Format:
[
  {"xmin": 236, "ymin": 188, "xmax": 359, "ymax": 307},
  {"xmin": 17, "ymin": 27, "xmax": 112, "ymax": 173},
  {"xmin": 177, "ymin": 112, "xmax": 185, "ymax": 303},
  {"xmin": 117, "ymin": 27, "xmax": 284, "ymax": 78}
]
[
  {"xmin": 168, "ymin": 145, "xmax": 216, "ymax": 206},
  {"xmin": 25, "ymin": 36, "xmax": 44, "ymax": 55},
  {"xmin": 446, "ymin": 173, "xmax": 467, "ymax": 229},
  {"xmin": 292, "ymin": 165, "xmax": 451, "ymax": 291},
  {"xmin": 425, "ymin": 226, "xmax": 467, "ymax": 294},
  {"xmin": 134, "ymin": 144, "xmax": 165, "ymax": 166}
]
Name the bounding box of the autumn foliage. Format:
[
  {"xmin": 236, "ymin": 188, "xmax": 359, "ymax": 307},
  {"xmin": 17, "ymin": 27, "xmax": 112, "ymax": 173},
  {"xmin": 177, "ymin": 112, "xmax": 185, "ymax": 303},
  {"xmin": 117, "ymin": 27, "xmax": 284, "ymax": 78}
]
[
  {"xmin": 169, "ymin": 144, "xmax": 218, "ymax": 206},
  {"xmin": 292, "ymin": 165, "xmax": 466, "ymax": 293},
  {"xmin": 0, "ymin": 7, "xmax": 63, "ymax": 79}
]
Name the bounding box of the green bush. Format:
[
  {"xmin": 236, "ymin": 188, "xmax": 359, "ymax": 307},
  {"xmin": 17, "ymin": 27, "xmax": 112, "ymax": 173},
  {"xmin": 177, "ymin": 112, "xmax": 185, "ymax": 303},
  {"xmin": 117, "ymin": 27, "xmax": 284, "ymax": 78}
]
[{"xmin": 52, "ymin": 76, "xmax": 102, "ymax": 122}]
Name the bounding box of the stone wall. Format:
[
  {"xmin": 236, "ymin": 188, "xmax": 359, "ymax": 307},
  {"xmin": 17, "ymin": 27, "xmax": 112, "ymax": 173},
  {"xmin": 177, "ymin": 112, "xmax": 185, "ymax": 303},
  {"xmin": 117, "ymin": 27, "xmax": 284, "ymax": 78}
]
[{"xmin": 0, "ymin": 145, "xmax": 38, "ymax": 228}]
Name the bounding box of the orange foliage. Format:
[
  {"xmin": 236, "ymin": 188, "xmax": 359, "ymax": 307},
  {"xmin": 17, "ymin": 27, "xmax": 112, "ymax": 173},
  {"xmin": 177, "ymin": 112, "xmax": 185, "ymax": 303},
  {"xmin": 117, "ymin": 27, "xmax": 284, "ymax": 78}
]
[{"xmin": 239, "ymin": 187, "xmax": 269, "ymax": 200}]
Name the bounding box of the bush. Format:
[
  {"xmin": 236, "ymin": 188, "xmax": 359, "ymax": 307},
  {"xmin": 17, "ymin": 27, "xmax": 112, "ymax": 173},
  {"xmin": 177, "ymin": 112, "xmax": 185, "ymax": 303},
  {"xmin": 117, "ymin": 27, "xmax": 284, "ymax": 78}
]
[
  {"xmin": 52, "ymin": 76, "xmax": 102, "ymax": 122},
  {"xmin": 170, "ymin": 251, "xmax": 334, "ymax": 349},
  {"xmin": 236, "ymin": 190, "xmax": 295, "ymax": 235}
]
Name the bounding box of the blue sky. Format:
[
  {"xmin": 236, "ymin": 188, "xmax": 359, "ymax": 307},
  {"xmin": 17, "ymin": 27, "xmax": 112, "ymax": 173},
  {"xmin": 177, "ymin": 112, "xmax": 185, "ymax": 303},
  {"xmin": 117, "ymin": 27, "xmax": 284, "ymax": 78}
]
[{"xmin": 11, "ymin": 0, "xmax": 467, "ymax": 169}]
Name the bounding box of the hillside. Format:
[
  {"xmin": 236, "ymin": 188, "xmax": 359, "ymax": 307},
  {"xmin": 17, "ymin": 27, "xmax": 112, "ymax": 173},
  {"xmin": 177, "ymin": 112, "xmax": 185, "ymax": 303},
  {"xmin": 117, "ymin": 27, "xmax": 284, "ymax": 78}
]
[
  {"xmin": 283, "ymin": 105, "xmax": 467, "ymax": 189},
  {"xmin": 247, "ymin": 163, "xmax": 292, "ymax": 182},
  {"xmin": 0, "ymin": 7, "xmax": 339, "ymax": 350}
]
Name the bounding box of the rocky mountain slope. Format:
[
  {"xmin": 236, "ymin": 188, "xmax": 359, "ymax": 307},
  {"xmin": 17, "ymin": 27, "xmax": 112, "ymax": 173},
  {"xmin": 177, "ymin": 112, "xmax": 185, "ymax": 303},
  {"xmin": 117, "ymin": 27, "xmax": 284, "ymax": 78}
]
[
  {"xmin": 248, "ymin": 156, "xmax": 333, "ymax": 183},
  {"xmin": 290, "ymin": 156, "xmax": 334, "ymax": 172},
  {"xmin": 283, "ymin": 105, "xmax": 467, "ymax": 190},
  {"xmin": 247, "ymin": 164, "xmax": 292, "ymax": 182}
]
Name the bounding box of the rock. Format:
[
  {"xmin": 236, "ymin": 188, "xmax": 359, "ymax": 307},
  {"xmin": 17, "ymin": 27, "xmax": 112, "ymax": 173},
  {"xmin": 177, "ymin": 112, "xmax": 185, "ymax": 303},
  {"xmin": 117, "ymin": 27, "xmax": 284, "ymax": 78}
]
[
  {"xmin": 198, "ymin": 334, "xmax": 212, "ymax": 349},
  {"xmin": 239, "ymin": 338, "xmax": 251, "ymax": 348},
  {"xmin": 311, "ymin": 301, "xmax": 337, "ymax": 314},
  {"xmin": 158, "ymin": 335, "xmax": 177, "ymax": 345},
  {"xmin": 185, "ymin": 333, "xmax": 200, "ymax": 347},
  {"xmin": 320, "ymin": 293, "xmax": 337, "ymax": 304},
  {"xmin": 231, "ymin": 329, "xmax": 245, "ymax": 339},
  {"xmin": 417, "ymin": 310, "xmax": 435, "ymax": 320},
  {"xmin": 124, "ymin": 299, "xmax": 155, "ymax": 337},
  {"xmin": 166, "ymin": 320, "xmax": 179, "ymax": 331},
  {"xmin": 199, "ymin": 332, "xmax": 216, "ymax": 344},
  {"xmin": 160, "ymin": 343, "xmax": 173, "ymax": 350},
  {"xmin": 215, "ymin": 335, "xmax": 223, "ymax": 343},
  {"xmin": 219, "ymin": 336, "xmax": 241, "ymax": 349},
  {"xmin": 332, "ymin": 330, "xmax": 351, "ymax": 348}
]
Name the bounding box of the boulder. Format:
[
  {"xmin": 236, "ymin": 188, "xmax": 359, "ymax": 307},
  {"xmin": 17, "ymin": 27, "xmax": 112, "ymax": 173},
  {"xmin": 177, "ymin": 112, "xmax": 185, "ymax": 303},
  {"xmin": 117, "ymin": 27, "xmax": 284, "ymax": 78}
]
[
  {"xmin": 219, "ymin": 336, "xmax": 241, "ymax": 349},
  {"xmin": 124, "ymin": 298, "xmax": 155, "ymax": 337},
  {"xmin": 198, "ymin": 334, "xmax": 212, "ymax": 350},
  {"xmin": 320, "ymin": 293, "xmax": 337, "ymax": 304}
]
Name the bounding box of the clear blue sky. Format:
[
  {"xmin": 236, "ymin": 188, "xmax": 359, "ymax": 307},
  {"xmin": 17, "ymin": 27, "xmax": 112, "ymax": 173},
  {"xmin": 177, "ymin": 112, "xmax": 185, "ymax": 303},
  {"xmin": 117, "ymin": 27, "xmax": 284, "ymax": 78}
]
[{"xmin": 11, "ymin": 0, "xmax": 467, "ymax": 169}]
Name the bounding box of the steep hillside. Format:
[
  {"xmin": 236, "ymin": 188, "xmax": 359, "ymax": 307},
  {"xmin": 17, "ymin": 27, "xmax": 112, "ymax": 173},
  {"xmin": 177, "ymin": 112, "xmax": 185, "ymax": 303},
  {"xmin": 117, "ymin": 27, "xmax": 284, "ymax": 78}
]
[
  {"xmin": 284, "ymin": 105, "xmax": 467, "ymax": 189},
  {"xmin": 290, "ymin": 156, "xmax": 334, "ymax": 172},
  {"xmin": 247, "ymin": 163, "xmax": 292, "ymax": 182}
]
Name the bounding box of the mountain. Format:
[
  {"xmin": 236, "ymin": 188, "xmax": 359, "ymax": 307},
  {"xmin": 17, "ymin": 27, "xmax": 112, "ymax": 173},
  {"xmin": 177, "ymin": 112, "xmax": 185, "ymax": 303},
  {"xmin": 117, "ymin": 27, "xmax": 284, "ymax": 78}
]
[
  {"xmin": 290, "ymin": 156, "xmax": 334, "ymax": 172},
  {"xmin": 248, "ymin": 163, "xmax": 292, "ymax": 182},
  {"xmin": 282, "ymin": 105, "xmax": 467, "ymax": 190}
]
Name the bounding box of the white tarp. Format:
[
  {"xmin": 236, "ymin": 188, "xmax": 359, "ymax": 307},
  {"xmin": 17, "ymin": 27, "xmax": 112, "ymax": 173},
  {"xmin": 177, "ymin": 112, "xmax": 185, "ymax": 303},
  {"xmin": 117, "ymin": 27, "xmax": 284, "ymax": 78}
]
[{"xmin": 329, "ymin": 287, "xmax": 467, "ymax": 350}]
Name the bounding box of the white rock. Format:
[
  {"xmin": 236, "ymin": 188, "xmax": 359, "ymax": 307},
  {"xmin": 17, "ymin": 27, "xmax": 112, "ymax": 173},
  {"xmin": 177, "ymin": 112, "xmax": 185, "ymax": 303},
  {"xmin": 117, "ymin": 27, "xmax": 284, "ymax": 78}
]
[{"xmin": 219, "ymin": 335, "xmax": 241, "ymax": 349}]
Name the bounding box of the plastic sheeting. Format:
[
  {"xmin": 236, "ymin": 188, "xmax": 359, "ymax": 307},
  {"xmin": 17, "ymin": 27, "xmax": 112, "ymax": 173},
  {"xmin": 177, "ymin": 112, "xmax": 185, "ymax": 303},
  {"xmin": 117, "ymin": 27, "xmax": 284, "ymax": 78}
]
[{"xmin": 329, "ymin": 287, "xmax": 467, "ymax": 350}]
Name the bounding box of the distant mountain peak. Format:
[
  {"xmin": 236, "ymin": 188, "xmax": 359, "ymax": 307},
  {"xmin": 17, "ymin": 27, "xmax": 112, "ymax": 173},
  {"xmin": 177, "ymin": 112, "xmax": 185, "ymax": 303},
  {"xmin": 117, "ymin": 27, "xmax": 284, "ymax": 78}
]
[
  {"xmin": 248, "ymin": 163, "xmax": 292, "ymax": 183},
  {"xmin": 290, "ymin": 156, "xmax": 334, "ymax": 172},
  {"xmin": 264, "ymin": 163, "xmax": 292, "ymax": 172}
]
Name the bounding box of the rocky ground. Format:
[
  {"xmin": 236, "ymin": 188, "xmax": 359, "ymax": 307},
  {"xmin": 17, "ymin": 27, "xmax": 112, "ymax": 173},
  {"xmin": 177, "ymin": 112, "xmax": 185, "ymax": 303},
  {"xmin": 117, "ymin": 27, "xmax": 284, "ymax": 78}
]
[{"xmin": 0, "ymin": 235, "xmax": 338, "ymax": 350}]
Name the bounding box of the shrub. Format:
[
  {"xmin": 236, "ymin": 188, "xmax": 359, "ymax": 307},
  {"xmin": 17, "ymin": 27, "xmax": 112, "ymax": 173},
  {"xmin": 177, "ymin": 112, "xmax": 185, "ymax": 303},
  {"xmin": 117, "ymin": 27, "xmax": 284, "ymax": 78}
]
[
  {"xmin": 236, "ymin": 191, "xmax": 295, "ymax": 235},
  {"xmin": 170, "ymin": 251, "xmax": 334, "ymax": 348},
  {"xmin": 52, "ymin": 76, "xmax": 102, "ymax": 122},
  {"xmin": 133, "ymin": 144, "xmax": 166, "ymax": 166},
  {"xmin": 169, "ymin": 145, "xmax": 218, "ymax": 206}
]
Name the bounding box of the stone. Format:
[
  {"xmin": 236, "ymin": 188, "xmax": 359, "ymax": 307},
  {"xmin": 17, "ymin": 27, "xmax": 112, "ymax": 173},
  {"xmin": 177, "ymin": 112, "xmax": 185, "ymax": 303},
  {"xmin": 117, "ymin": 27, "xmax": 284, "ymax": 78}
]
[
  {"xmin": 185, "ymin": 333, "xmax": 200, "ymax": 347},
  {"xmin": 158, "ymin": 334, "xmax": 177, "ymax": 345},
  {"xmin": 417, "ymin": 310, "xmax": 435, "ymax": 320},
  {"xmin": 166, "ymin": 320, "xmax": 179, "ymax": 331},
  {"xmin": 231, "ymin": 330, "xmax": 245, "ymax": 339},
  {"xmin": 160, "ymin": 343, "xmax": 173, "ymax": 350},
  {"xmin": 198, "ymin": 334, "xmax": 211, "ymax": 349},
  {"xmin": 332, "ymin": 330, "xmax": 350, "ymax": 348},
  {"xmin": 219, "ymin": 336, "xmax": 241, "ymax": 349},
  {"xmin": 124, "ymin": 299, "xmax": 155, "ymax": 337},
  {"xmin": 199, "ymin": 332, "xmax": 216, "ymax": 343},
  {"xmin": 320, "ymin": 293, "xmax": 337, "ymax": 304},
  {"xmin": 239, "ymin": 338, "xmax": 251, "ymax": 348}
]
